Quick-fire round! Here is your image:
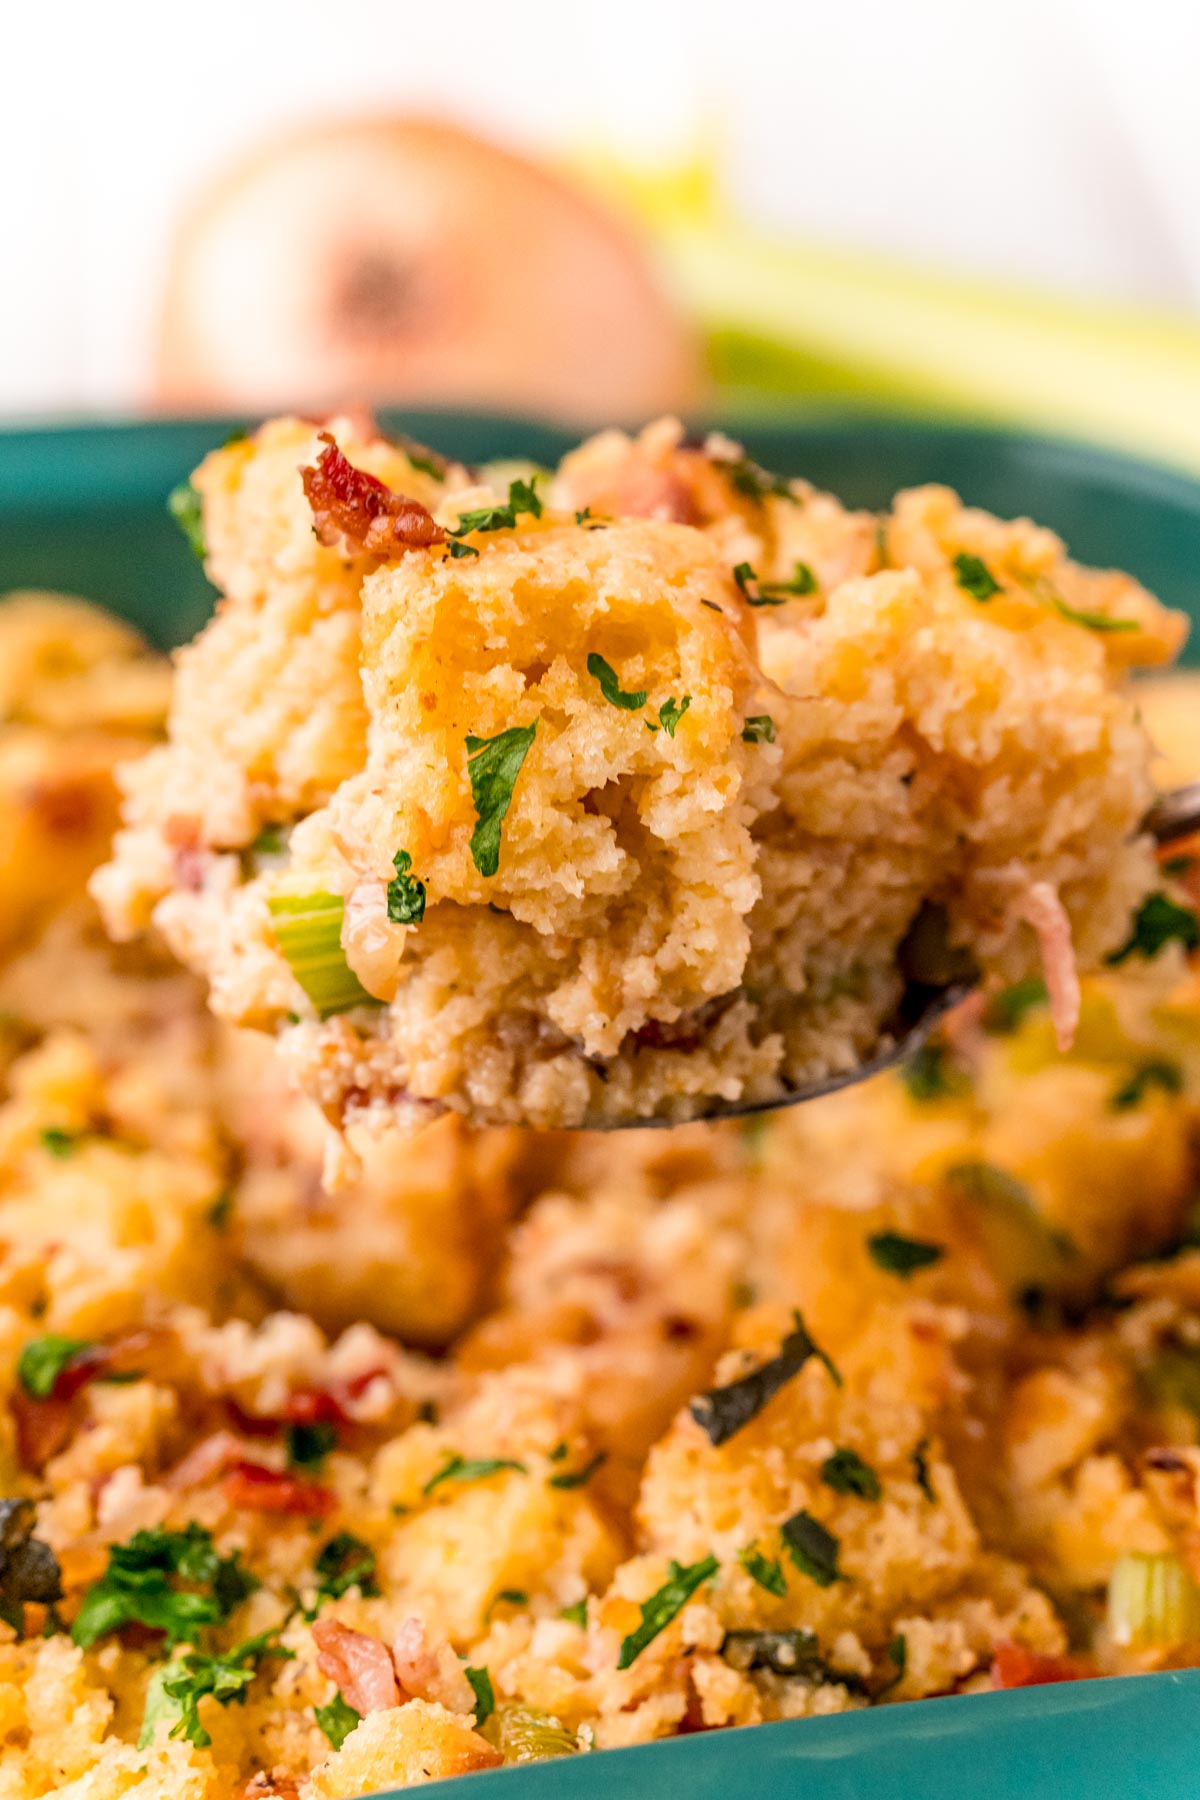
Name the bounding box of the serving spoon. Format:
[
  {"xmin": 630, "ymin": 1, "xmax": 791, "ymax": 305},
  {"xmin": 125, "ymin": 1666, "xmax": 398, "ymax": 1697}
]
[{"xmin": 626, "ymin": 780, "xmax": 1200, "ymax": 1129}]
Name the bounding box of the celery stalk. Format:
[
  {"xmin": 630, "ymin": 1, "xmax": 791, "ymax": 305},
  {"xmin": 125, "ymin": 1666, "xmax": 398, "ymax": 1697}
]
[
  {"xmin": 1108, "ymin": 1551, "xmax": 1200, "ymax": 1649},
  {"xmin": 266, "ymin": 893, "xmax": 376, "ymax": 1020}
]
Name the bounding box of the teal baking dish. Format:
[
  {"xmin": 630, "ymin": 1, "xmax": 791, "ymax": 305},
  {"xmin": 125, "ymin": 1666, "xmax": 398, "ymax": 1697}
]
[{"xmin": 3, "ymin": 410, "xmax": 1200, "ymax": 1798}]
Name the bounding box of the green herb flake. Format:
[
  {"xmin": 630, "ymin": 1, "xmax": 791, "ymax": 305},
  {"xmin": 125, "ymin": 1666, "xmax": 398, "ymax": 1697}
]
[
  {"xmin": 982, "ymin": 977, "xmax": 1048, "ymax": 1034},
  {"xmin": 717, "ymin": 454, "xmax": 795, "ymax": 503},
  {"xmin": 313, "ymin": 1533, "xmax": 378, "ymax": 1607},
  {"xmin": 561, "ymin": 1598, "xmax": 588, "ymax": 1628},
  {"xmin": 386, "ymin": 850, "xmax": 427, "ymax": 925},
  {"xmin": 39, "ymin": 1127, "xmax": 82, "ymax": 1159},
  {"xmin": 1163, "ymin": 855, "xmax": 1195, "ymax": 879},
  {"xmin": 287, "ymin": 1421, "xmax": 338, "ymax": 1470},
  {"xmin": 781, "ymin": 1511, "xmax": 843, "ymax": 1588},
  {"xmin": 738, "ymin": 1544, "xmax": 788, "ymax": 1597},
  {"xmin": 912, "ymin": 1439, "xmax": 936, "ymax": 1502},
  {"xmin": 867, "ymin": 1231, "xmax": 945, "ymax": 1277},
  {"xmin": 138, "ymin": 1629, "xmax": 291, "ymax": 1750},
  {"xmin": 465, "ymin": 1665, "xmax": 495, "ymax": 1725},
  {"xmin": 423, "ymin": 1453, "xmax": 528, "ymax": 1497},
  {"xmin": 485, "ymin": 1589, "xmax": 528, "ymax": 1620},
  {"xmin": 616, "ymin": 1555, "xmax": 718, "ymax": 1669},
  {"xmin": 314, "ymin": 1691, "xmax": 361, "ymax": 1751},
  {"xmin": 72, "ymin": 1524, "xmax": 258, "ymax": 1650},
  {"xmin": 1108, "ymin": 893, "xmax": 1199, "ymax": 965},
  {"xmin": 17, "ymin": 1335, "xmax": 90, "ymax": 1400},
  {"xmin": 877, "ymin": 1632, "xmax": 907, "ymax": 1698},
  {"xmin": 167, "ymin": 480, "xmax": 207, "ymax": 561},
  {"xmin": 658, "ymin": 696, "xmax": 691, "ymax": 738},
  {"xmin": 206, "ymin": 1191, "xmax": 233, "ymax": 1231},
  {"xmin": 465, "ymin": 723, "xmax": 538, "ymax": 878},
  {"xmin": 900, "ymin": 1042, "xmax": 970, "ymax": 1103},
  {"xmin": 742, "ymin": 715, "xmax": 776, "ymax": 745},
  {"xmin": 587, "ymin": 654, "xmax": 647, "ymax": 712},
  {"xmin": 820, "ymin": 1447, "xmax": 882, "ymax": 1502},
  {"xmin": 1048, "ymin": 595, "xmax": 1138, "ymax": 633},
  {"xmin": 548, "ymin": 1451, "xmax": 607, "ymax": 1490},
  {"xmin": 952, "ymin": 552, "xmax": 1002, "ymax": 601},
  {"xmin": 448, "ymin": 538, "xmax": 480, "ymax": 559},
  {"xmin": 721, "ymin": 1628, "xmax": 865, "ymax": 1691},
  {"xmin": 690, "ymin": 1309, "xmax": 840, "ymax": 1447},
  {"xmin": 451, "ymin": 478, "xmax": 542, "ymax": 541},
  {"xmin": 1111, "ymin": 1059, "xmax": 1184, "ymax": 1112}
]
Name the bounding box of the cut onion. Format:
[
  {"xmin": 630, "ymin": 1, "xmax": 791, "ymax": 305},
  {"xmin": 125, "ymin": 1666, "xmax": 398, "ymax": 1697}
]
[{"xmin": 341, "ymin": 880, "xmax": 408, "ymax": 1003}]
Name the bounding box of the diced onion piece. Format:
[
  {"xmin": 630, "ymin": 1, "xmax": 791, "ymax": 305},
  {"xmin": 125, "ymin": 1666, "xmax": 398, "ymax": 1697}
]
[
  {"xmin": 341, "ymin": 880, "xmax": 408, "ymax": 1002},
  {"xmin": 481, "ymin": 1705, "xmax": 578, "ymax": 1763},
  {"xmin": 1107, "ymin": 1551, "xmax": 1200, "ymax": 1649},
  {"xmin": 267, "ymin": 892, "xmax": 377, "ymax": 1019}
]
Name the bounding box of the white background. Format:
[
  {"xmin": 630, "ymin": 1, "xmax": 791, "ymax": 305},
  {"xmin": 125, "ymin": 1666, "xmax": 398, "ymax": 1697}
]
[{"xmin": 4, "ymin": 0, "xmax": 1199, "ymax": 417}]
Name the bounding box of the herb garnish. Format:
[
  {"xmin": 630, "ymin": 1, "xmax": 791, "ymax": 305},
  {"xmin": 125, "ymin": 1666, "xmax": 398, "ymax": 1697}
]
[
  {"xmin": 912, "ymin": 1439, "xmax": 936, "ymax": 1502},
  {"xmin": 742, "ymin": 715, "xmax": 776, "ymax": 744},
  {"xmin": 139, "ymin": 1629, "xmax": 291, "ymax": 1749},
  {"xmin": 1111, "ymin": 1059, "xmax": 1184, "ymax": 1112},
  {"xmin": 587, "ymin": 654, "xmax": 647, "ymax": 711},
  {"xmin": 952, "ymin": 553, "xmax": 1002, "ymax": 601},
  {"xmin": 386, "ymin": 850, "xmax": 427, "ymax": 924},
  {"xmin": 17, "ymin": 1335, "xmax": 91, "ymax": 1400},
  {"xmin": 72, "ymin": 1524, "xmax": 257, "ymax": 1649},
  {"xmin": 867, "ymin": 1232, "xmax": 945, "ymax": 1277},
  {"xmin": 1048, "ymin": 595, "xmax": 1137, "ymax": 633},
  {"xmin": 547, "ymin": 1451, "xmax": 607, "ymax": 1490},
  {"xmin": 658, "ymin": 696, "xmax": 691, "ymax": 737},
  {"xmin": 689, "ymin": 1309, "xmax": 841, "ymax": 1447},
  {"xmin": 485, "ymin": 1589, "xmax": 528, "ymax": 1620},
  {"xmin": 982, "ymin": 977, "xmax": 1048, "ymax": 1033},
  {"xmin": 900, "ymin": 1042, "xmax": 970, "ymax": 1103},
  {"xmin": 451, "ymin": 478, "xmax": 542, "ymax": 542},
  {"xmin": 722, "ymin": 1628, "xmax": 865, "ymax": 1691},
  {"xmin": 168, "ymin": 480, "xmax": 206, "ymax": 561},
  {"xmin": 1107, "ymin": 893, "xmax": 1199, "ymax": 965},
  {"xmin": 820, "ymin": 1447, "xmax": 881, "ymax": 1502},
  {"xmin": 311, "ymin": 1533, "xmax": 378, "ymax": 1609},
  {"xmin": 0, "ymin": 1498, "xmax": 62, "ymax": 1633},
  {"xmin": 616, "ymin": 1555, "xmax": 718, "ymax": 1669},
  {"xmin": 732, "ymin": 561, "xmax": 815, "ymax": 607},
  {"xmin": 781, "ymin": 1511, "xmax": 843, "ymax": 1587},
  {"xmin": 738, "ymin": 1544, "xmax": 787, "ymax": 1597},
  {"xmin": 878, "ymin": 1633, "xmax": 907, "ymax": 1697},
  {"xmin": 287, "ymin": 1421, "xmax": 338, "ymax": 1470},
  {"xmin": 715, "ymin": 454, "xmax": 795, "ymax": 503},
  {"xmin": 39, "ymin": 1127, "xmax": 83, "ymax": 1159},
  {"xmin": 465, "ymin": 723, "xmax": 537, "ymax": 878},
  {"xmin": 315, "ymin": 1691, "xmax": 361, "ymax": 1750},
  {"xmin": 561, "ymin": 1599, "xmax": 588, "ymax": 1627},
  {"xmin": 207, "ymin": 1191, "xmax": 233, "ymax": 1231},
  {"xmin": 422, "ymin": 1453, "xmax": 528, "ymax": 1496},
  {"xmin": 465, "ymin": 1666, "xmax": 495, "ymax": 1724}
]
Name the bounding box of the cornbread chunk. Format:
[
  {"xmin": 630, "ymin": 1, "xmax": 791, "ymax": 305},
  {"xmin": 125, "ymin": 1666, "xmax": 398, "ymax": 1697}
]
[{"xmin": 95, "ymin": 419, "xmax": 1183, "ymax": 1131}]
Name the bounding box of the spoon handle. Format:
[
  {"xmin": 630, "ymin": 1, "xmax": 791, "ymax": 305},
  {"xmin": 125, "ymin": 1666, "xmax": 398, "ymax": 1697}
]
[{"xmin": 1144, "ymin": 781, "xmax": 1200, "ymax": 846}]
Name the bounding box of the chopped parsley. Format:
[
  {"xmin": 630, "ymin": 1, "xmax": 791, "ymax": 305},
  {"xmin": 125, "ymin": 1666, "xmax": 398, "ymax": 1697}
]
[
  {"xmin": 0, "ymin": 1498, "xmax": 62, "ymax": 1633},
  {"xmin": 422, "ymin": 1453, "xmax": 528, "ymax": 1496},
  {"xmin": 722, "ymin": 1629, "xmax": 864, "ymax": 1691},
  {"xmin": 464, "ymin": 1665, "xmax": 495, "ymax": 1724},
  {"xmin": 738, "ymin": 1544, "xmax": 787, "ymax": 1597},
  {"xmin": 689, "ymin": 1309, "xmax": 840, "ymax": 1447},
  {"xmin": 72, "ymin": 1524, "xmax": 257, "ymax": 1650},
  {"xmin": 465, "ymin": 723, "xmax": 537, "ymax": 878},
  {"xmin": 485, "ymin": 1589, "xmax": 528, "ymax": 1619},
  {"xmin": 781, "ymin": 1511, "xmax": 843, "ymax": 1588},
  {"xmin": 587, "ymin": 653, "xmax": 647, "ymax": 711},
  {"xmin": 867, "ymin": 1231, "xmax": 945, "ymax": 1277},
  {"xmin": 139, "ymin": 1629, "xmax": 291, "ymax": 1750},
  {"xmin": 952, "ymin": 552, "xmax": 1002, "ymax": 601},
  {"xmin": 314, "ymin": 1691, "xmax": 361, "ymax": 1751},
  {"xmin": 249, "ymin": 823, "xmax": 287, "ymax": 857},
  {"xmin": 312, "ymin": 1533, "xmax": 378, "ymax": 1607},
  {"xmin": 900, "ymin": 1042, "xmax": 970, "ymax": 1103},
  {"xmin": 912, "ymin": 1439, "xmax": 936, "ymax": 1502},
  {"xmin": 561, "ymin": 1599, "xmax": 589, "ymax": 1628},
  {"xmin": 287, "ymin": 1420, "xmax": 338, "ymax": 1469},
  {"xmin": 385, "ymin": 849, "xmax": 427, "ymax": 924},
  {"xmin": 39, "ymin": 1127, "xmax": 82, "ymax": 1159},
  {"xmin": 1111, "ymin": 1059, "xmax": 1184, "ymax": 1112},
  {"xmin": 982, "ymin": 977, "xmax": 1048, "ymax": 1033},
  {"xmin": 616, "ymin": 1555, "xmax": 718, "ymax": 1669},
  {"xmin": 17, "ymin": 1335, "xmax": 90, "ymax": 1400},
  {"xmin": 716, "ymin": 453, "xmax": 795, "ymax": 503},
  {"xmin": 451, "ymin": 478, "xmax": 542, "ymax": 541},
  {"xmin": 658, "ymin": 696, "xmax": 691, "ymax": 737},
  {"xmin": 448, "ymin": 538, "xmax": 480, "ymax": 559},
  {"xmin": 741, "ymin": 715, "xmax": 776, "ymax": 745},
  {"xmin": 878, "ymin": 1633, "xmax": 907, "ymax": 1697},
  {"xmin": 399, "ymin": 438, "xmax": 447, "ymax": 481},
  {"xmin": 207, "ymin": 1191, "xmax": 234, "ymax": 1231},
  {"xmin": 820, "ymin": 1447, "xmax": 881, "ymax": 1502},
  {"xmin": 1107, "ymin": 893, "xmax": 1199, "ymax": 965},
  {"xmin": 167, "ymin": 480, "xmax": 206, "ymax": 561},
  {"xmin": 547, "ymin": 1451, "xmax": 606, "ymax": 1490}
]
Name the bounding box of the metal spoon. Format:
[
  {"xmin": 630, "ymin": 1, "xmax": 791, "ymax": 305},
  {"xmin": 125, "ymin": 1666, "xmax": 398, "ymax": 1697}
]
[{"xmin": 623, "ymin": 780, "xmax": 1200, "ymax": 1129}]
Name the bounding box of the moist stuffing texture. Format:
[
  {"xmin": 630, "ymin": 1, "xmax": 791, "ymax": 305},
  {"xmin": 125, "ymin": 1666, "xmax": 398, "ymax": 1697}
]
[
  {"xmin": 92, "ymin": 418, "xmax": 1185, "ymax": 1133},
  {"xmin": 2, "ymin": 584, "xmax": 1200, "ymax": 1797}
]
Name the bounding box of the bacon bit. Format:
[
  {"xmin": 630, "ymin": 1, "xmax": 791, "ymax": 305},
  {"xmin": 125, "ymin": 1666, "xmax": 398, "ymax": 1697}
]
[
  {"xmin": 50, "ymin": 1328, "xmax": 168, "ymax": 1404},
  {"xmin": 1012, "ymin": 882, "xmax": 1080, "ymax": 1051},
  {"xmin": 312, "ymin": 1618, "xmax": 400, "ymax": 1715},
  {"xmin": 11, "ymin": 1390, "xmax": 74, "ymax": 1470},
  {"xmin": 223, "ymin": 1459, "xmax": 336, "ymax": 1518},
  {"xmin": 300, "ymin": 434, "xmax": 445, "ymax": 557},
  {"xmin": 243, "ymin": 1776, "xmax": 301, "ymax": 1800},
  {"xmin": 991, "ymin": 1643, "xmax": 1096, "ymax": 1690},
  {"xmin": 609, "ymin": 464, "xmax": 701, "ymax": 526},
  {"xmin": 166, "ymin": 1430, "xmax": 244, "ymax": 1491}
]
